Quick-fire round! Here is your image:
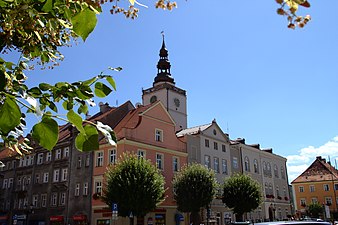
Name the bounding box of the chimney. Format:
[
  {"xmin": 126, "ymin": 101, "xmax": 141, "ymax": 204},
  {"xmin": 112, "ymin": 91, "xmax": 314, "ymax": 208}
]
[{"xmin": 99, "ymin": 102, "xmax": 112, "ymax": 113}]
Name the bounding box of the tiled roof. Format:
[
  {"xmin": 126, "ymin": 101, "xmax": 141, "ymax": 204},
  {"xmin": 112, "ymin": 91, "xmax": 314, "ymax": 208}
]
[
  {"xmin": 291, "ymin": 156, "xmax": 338, "ymax": 183},
  {"xmin": 176, "ymin": 123, "xmax": 212, "ymax": 137}
]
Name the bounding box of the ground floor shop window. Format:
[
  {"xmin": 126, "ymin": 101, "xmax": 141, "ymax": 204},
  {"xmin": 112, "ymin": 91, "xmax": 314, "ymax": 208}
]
[
  {"xmin": 97, "ymin": 219, "xmax": 110, "ymax": 225},
  {"xmin": 155, "ymin": 214, "xmax": 165, "ymax": 225}
]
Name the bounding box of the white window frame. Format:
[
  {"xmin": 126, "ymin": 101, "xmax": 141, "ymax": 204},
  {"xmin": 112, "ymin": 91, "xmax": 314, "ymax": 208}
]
[
  {"xmin": 41, "ymin": 194, "xmax": 47, "ymax": 207},
  {"xmin": 53, "ymin": 169, "xmax": 60, "ymax": 182},
  {"xmin": 46, "ymin": 152, "xmax": 52, "ymax": 162},
  {"xmin": 61, "ymin": 168, "xmax": 68, "ymax": 181},
  {"xmin": 214, "ymin": 157, "xmax": 219, "ymax": 173},
  {"xmin": 55, "ymin": 149, "xmax": 62, "ymax": 160},
  {"xmin": 51, "ymin": 192, "xmax": 57, "ymax": 206},
  {"xmin": 77, "ymin": 156, "xmax": 82, "ymax": 168},
  {"xmin": 299, "ymin": 186, "xmax": 304, "ymax": 193},
  {"xmin": 233, "ymin": 157, "xmax": 238, "ymax": 169},
  {"xmin": 173, "ymin": 157, "xmax": 179, "ymax": 172},
  {"xmin": 155, "ymin": 129, "xmax": 163, "ymax": 142},
  {"xmin": 204, "ymin": 155, "xmax": 211, "ymax": 169},
  {"xmin": 37, "ymin": 153, "xmax": 44, "ymax": 165},
  {"xmin": 83, "ymin": 182, "xmax": 88, "ymax": 196},
  {"xmin": 60, "ymin": 192, "xmax": 66, "ymax": 206},
  {"xmin": 95, "ymin": 181, "xmax": 102, "ymax": 194},
  {"xmin": 137, "ymin": 149, "xmax": 146, "ymax": 159},
  {"xmin": 63, "ymin": 147, "xmax": 69, "ymax": 158},
  {"xmin": 222, "ymin": 159, "xmax": 227, "ymax": 174},
  {"xmin": 43, "ymin": 172, "xmax": 49, "ymax": 183},
  {"xmin": 324, "ymin": 184, "xmax": 330, "ymax": 191},
  {"xmin": 75, "ymin": 183, "xmax": 80, "ymax": 196},
  {"xmin": 309, "ymin": 185, "xmax": 315, "ymax": 192},
  {"xmin": 32, "ymin": 194, "xmax": 38, "ymax": 207},
  {"xmin": 109, "ymin": 149, "xmax": 117, "ymax": 164},
  {"xmin": 2, "ymin": 179, "xmax": 8, "ymax": 189},
  {"xmin": 35, "ymin": 173, "xmax": 40, "ymax": 184},
  {"xmin": 8, "ymin": 178, "xmax": 13, "ymax": 188},
  {"xmin": 96, "ymin": 151, "xmax": 104, "ymax": 167},
  {"xmin": 156, "ymin": 153, "xmax": 164, "ymax": 170}
]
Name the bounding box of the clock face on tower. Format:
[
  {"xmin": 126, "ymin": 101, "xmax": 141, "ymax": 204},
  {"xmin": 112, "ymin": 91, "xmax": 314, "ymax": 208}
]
[
  {"xmin": 174, "ymin": 98, "xmax": 180, "ymax": 107},
  {"xmin": 150, "ymin": 95, "xmax": 157, "ymax": 103}
]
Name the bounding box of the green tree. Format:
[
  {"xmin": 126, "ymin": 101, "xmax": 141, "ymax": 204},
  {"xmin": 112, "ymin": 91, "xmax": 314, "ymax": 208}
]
[
  {"xmin": 308, "ymin": 202, "xmax": 323, "ymax": 218},
  {"xmin": 222, "ymin": 174, "xmax": 262, "ymax": 222},
  {"xmin": 102, "ymin": 153, "xmax": 165, "ymax": 225},
  {"xmin": 173, "ymin": 163, "xmax": 218, "ymax": 225},
  {"xmin": 0, "ymin": 0, "xmax": 176, "ymax": 155}
]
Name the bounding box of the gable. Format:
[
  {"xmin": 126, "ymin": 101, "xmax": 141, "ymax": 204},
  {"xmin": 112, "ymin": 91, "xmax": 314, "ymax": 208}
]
[
  {"xmin": 141, "ymin": 101, "xmax": 175, "ymax": 126},
  {"xmin": 202, "ymin": 122, "xmax": 229, "ymax": 142}
]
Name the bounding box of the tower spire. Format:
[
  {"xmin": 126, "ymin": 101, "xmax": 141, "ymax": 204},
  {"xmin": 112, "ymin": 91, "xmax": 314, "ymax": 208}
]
[{"xmin": 154, "ymin": 32, "xmax": 175, "ymax": 85}]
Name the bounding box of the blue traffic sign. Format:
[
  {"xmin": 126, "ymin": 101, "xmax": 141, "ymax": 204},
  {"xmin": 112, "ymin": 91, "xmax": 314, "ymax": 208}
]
[{"xmin": 112, "ymin": 203, "xmax": 118, "ymax": 212}]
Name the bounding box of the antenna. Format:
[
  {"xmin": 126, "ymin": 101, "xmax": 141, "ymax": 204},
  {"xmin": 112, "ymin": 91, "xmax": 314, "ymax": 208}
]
[{"xmin": 226, "ymin": 122, "xmax": 229, "ymax": 134}]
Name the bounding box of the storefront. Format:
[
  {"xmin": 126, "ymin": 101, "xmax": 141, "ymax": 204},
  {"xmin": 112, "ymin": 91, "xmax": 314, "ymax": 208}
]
[
  {"xmin": 154, "ymin": 213, "xmax": 165, "ymax": 225},
  {"xmin": 50, "ymin": 216, "xmax": 64, "ymax": 225},
  {"xmin": 0, "ymin": 215, "xmax": 8, "ymax": 225},
  {"xmin": 73, "ymin": 215, "xmax": 88, "ymax": 225}
]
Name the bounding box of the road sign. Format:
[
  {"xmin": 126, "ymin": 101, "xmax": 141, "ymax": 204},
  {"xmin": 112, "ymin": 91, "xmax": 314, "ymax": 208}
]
[{"xmin": 112, "ymin": 203, "xmax": 118, "ymax": 212}]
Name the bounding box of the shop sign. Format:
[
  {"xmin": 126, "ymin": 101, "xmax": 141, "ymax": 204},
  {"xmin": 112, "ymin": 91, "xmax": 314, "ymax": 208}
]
[
  {"xmin": 17, "ymin": 215, "xmax": 26, "ymax": 220},
  {"xmin": 50, "ymin": 216, "xmax": 64, "ymax": 222},
  {"xmin": 73, "ymin": 215, "xmax": 87, "ymax": 221},
  {"xmin": 147, "ymin": 218, "xmax": 153, "ymax": 225}
]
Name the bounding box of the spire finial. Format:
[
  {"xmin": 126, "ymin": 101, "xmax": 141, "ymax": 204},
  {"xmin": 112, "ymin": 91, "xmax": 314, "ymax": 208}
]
[{"xmin": 161, "ymin": 31, "xmax": 166, "ymax": 49}]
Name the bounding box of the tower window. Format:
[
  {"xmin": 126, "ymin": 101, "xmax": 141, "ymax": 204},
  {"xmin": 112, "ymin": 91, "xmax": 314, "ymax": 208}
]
[{"xmin": 155, "ymin": 129, "xmax": 163, "ymax": 142}]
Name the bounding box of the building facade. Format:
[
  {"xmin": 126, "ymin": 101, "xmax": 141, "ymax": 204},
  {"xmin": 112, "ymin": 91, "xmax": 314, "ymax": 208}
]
[{"xmin": 291, "ymin": 156, "xmax": 338, "ymax": 219}]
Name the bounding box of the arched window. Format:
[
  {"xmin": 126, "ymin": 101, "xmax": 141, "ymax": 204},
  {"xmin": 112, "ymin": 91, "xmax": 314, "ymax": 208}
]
[
  {"xmin": 281, "ymin": 166, "xmax": 286, "ymax": 179},
  {"xmin": 254, "ymin": 159, "xmax": 259, "ymax": 174},
  {"xmin": 244, "ymin": 157, "xmax": 250, "ymax": 172},
  {"xmin": 274, "ymin": 164, "xmax": 279, "ymax": 178},
  {"xmin": 263, "ymin": 161, "xmax": 267, "ymax": 176},
  {"xmin": 267, "ymin": 162, "xmax": 272, "ymax": 177},
  {"xmin": 269, "ymin": 183, "xmax": 274, "ymax": 197}
]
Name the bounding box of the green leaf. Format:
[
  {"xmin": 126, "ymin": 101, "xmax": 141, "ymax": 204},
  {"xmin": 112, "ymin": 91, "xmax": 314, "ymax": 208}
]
[
  {"xmin": 106, "ymin": 76, "xmax": 116, "ymax": 91},
  {"xmin": 78, "ymin": 104, "xmax": 88, "ymax": 115},
  {"xmin": 75, "ymin": 124, "xmax": 99, "ymax": 151},
  {"xmin": 42, "ymin": 0, "xmax": 53, "ymax": 12},
  {"xmin": 28, "ymin": 87, "xmax": 42, "ymax": 97},
  {"xmin": 32, "ymin": 117, "xmax": 59, "ymax": 150},
  {"xmin": 48, "ymin": 101, "xmax": 57, "ymax": 113},
  {"xmin": 67, "ymin": 110, "xmax": 85, "ymax": 133},
  {"xmin": 83, "ymin": 76, "xmax": 97, "ymax": 86},
  {"xmin": 62, "ymin": 101, "xmax": 73, "ymax": 110},
  {"xmin": 71, "ymin": 7, "xmax": 97, "ymax": 41},
  {"xmin": 0, "ymin": 95, "xmax": 21, "ymax": 135},
  {"xmin": 39, "ymin": 83, "xmax": 51, "ymax": 91},
  {"xmin": 94, "ymin": 82, "xmax": 112, "ymax": 98}
]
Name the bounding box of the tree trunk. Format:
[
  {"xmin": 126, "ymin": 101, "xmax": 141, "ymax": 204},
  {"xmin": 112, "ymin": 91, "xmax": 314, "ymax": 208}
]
[
  {"xmin": 190, "ymin": 211, "xmax": 201, "ymax": 225},
  {"xmin": 129, "ymin": 216, "xmax": 134, "ymax": 225}
]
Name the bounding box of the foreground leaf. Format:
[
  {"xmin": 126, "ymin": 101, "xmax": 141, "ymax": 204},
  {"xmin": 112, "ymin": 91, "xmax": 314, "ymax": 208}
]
[
  {"xmin": 0, "ymin": 95, "xmax": 21, "ymax": 134},
  {"xmin": 75, "ymin": 124, "xmax": 99, "ymax": 151},
  {"xmin": 32, "ymin": 117, "xmax": 59, "ymax": 150},
  {"xmin": 71, "ymin": 7, "xmax": 97, "ymax": 41},
  {"xmin": 67, "ymin": 110, "xmax": 85, "ymax": 133}
]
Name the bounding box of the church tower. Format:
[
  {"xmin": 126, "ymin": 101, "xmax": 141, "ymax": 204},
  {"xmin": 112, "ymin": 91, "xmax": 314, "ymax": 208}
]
[{"xmin": 142, "ymin": 34, "xmax": 187, "ymax": 131}]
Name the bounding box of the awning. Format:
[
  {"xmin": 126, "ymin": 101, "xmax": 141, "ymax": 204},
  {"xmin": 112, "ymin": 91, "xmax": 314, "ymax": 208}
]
[{"xmin": 0, "ymin": 215, "xmax": 8, "ymax": 221}]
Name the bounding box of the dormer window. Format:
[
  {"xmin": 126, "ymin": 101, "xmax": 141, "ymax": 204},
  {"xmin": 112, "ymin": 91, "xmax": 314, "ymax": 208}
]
[{"xmin": 155, "ymin": 129, "xmax": 163, "ymax": 142}]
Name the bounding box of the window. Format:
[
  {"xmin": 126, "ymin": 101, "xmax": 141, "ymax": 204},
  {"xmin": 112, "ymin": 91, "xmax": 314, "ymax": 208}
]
[
  {"xmin": 155, "ymin": 129, "xmax": 163, "ymax": 142},
  {"xmin": 60, "ymin": 192, "xmax": 66, "ymax": 206},
  {"xmin": 213, "ymin": 142, "xmax": 218, "ymax": 150},
  {"xmin": 312, "ymin": 198, "xmax": 318, "ymax": 203},
  {"xmin": 204, "ymin": 155, "xmax": 211, "ymax": 169},
  {"xmin": 267, "ymin": 163, "xmax": 272, "ymax": 176},
  {"xmin": 109, "ymin": 149, "xmax": 117, "ymax": 164},
  {"xmin": 55, "ymin": 149, "xmax": 62, "ymax": 160},
  {"xmin": 335, "ymin": 183, "xmax": 338, "ymax": 190},
  {"xmin": 26, "ymin": 176, "xmax": 31, "ymax": 185},
  {"xmin": 156, "ymin": 153, "xmax": 163, "ymax": 170},
  {"xmin": 299, "ymin": 186, "xmax": 304, "ymax": 192},
  {"xmin": 222, "ymin": 159, "xmax": 227, "ymax": 174},
  {"xmin": 244, "ymin": 157, "xmax": 250, "ymax": 172},
  {"xmin": 53, "ymin": 169, "xmax": 60, "ymax": 182},
  {"xmin": 173, "ymin": 157, "xmax": 179, "ymax": 172},
  {"xmin": 325, "ymin": 197, "xmax": 332, "ymax": 206},
  {"xmin": 254, "ymin": 159, "xmax": 259, "ymax": 173},
  {"xmin": 324, "ymin": 184, "xmax": 330, "ymax": 191},
  {"xmin": 274, "ymin": 165, "xmax": 279, "ymax": 178},
  {"xmin": 37, "ymin": 153, "xmax": 44, "ymax": 165},
  {"xmin": 17, "ymin": 177, "xmax": 22, "ymax": 186},
  {"xmin": 63, "ymin": 147, "xmax": 69, "ymax": 158},
  {"xmin": 77, "ymin": 156, "xmax": 82, "ymax": 168},
  {"xmin": 61, "ymin": 168, "xmax": 68, "ymax": 181},
  {"xmin": 46, "ymin": 152, "xmax": 52, "ymax": 162},
  {"xmin": 8, "ymin": 178, "xmax": 13, "ymax": 188},
  {"xmin": 32, "ymin": 195, "xmax": 38, "ymax": 207},
  {"xmin": 95, "ymin": 181, "xmax": 102, "ymax": 194},
  {"xmin": 205, "ymin": 139, "xmax": 209, "ymax": 148},
  {"xmin": 222, "ymin": 144, "xmax": 226, "ymax": 152},
  {"xmin": 43, "ymin": 172, "xmax": 49, "ymax": 183},
  {"xmin": 2, "ymin": 179, "xmax": 8, "ymax": 189},
  {"xmin": 51, "ymin": 193, "xmax": 57, "ymax": 206},
  {"xmin": 214, "ymin": 157, "xmax": 219, "ymax": 173},
  {"xmin": 137, "ymin": 150, "xmax": 146, "ymax": 159},
  {"xmin": 85, "ymin": 155, "xmax": 90, "ymax": 167},
  {"xmin": 6, "ymin": 161, "xmax": 11, "ymax": 170},
  {"xmin": 281, "ymin": 166, "xmax": 285, "ymax": 179},
  {"xmin": 75, "ymin": 183, "xmax": 80, "ymax": 196},
  {"xmin": 35, "ymin": 173, "xmax": 40, "ymax": 184},
  {"xmin": 233, "ymin": 157, "xmax": 238, "ymax": 169},
  {"xmin": 96, "ymin": 151, "xmax": 104, "ymax": 167},
  {"xmin": 310, "ymin": 185, "xmax": 315, "ymax": 192},
  {"xmin": 83, "ymin": 182, "xmax": 88, "ymax": 196},
  {"xmin": 28, "ymin": 155, "xmax": 34, "ymax": 166}
]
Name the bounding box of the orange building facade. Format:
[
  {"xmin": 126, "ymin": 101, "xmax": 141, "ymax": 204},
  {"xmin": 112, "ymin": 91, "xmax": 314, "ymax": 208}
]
[{"xmin": 291, "ymin": 156, "xmax": 338, "ymax": 219}]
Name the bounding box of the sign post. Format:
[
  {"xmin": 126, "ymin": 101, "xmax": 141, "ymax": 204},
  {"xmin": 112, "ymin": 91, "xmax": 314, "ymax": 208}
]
[{"xmin": 112, "ymin": 203, "xmax": 118, "ymax": 220}]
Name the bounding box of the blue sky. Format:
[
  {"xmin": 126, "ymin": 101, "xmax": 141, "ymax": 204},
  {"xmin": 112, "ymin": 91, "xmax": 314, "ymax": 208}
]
[{"xmin": 5, "ymin": 1, "xmax": 338, "ymax": 182}]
